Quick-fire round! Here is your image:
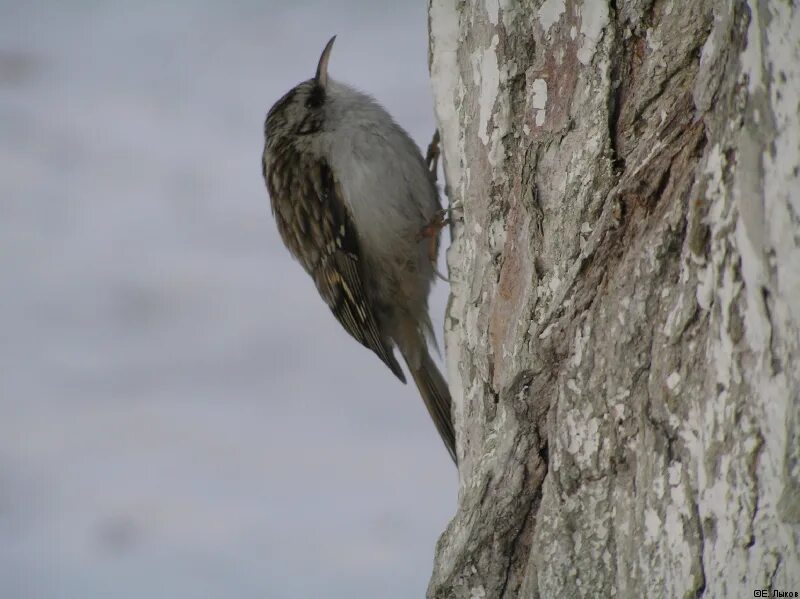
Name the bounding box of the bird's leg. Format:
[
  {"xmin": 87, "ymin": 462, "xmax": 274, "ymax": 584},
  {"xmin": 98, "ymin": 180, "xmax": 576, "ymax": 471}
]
[
  {"xmin": 419, "ymin": 208, "xmax": 450, "ymax": 282},
  {"xmin": 419, "ymin": 199, "xmax": 464, "ymax": 255},
  {"xmin": 421, "ymin": 130, "xmax": 465, "ymax": 282},
  {"xmin": 421, "ymin": 209, "xmax": 450, "ymax": 255}
]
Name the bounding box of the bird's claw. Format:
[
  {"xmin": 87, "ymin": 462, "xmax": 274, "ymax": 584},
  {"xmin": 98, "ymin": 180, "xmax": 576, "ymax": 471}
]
[{"xmin": 419, "ymin": 208, "xmax": 450, "ymax": 282}]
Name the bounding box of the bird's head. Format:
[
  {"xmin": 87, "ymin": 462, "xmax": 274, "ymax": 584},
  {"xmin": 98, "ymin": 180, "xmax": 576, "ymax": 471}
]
[{"xmin": 265, "ymin": 36, "xmax": 337, "ymax": 139}]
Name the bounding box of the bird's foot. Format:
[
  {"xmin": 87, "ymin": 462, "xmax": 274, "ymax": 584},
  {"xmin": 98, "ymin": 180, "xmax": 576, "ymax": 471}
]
[{"xmin": 419, "ymin": 208, "xmax": 450, "ymax": 282}]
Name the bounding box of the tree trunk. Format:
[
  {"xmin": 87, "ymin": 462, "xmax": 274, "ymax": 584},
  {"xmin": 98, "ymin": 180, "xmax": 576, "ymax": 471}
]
[{"xmin": 427, "ymin": 0, "xmax": 800, "ymax": 597}]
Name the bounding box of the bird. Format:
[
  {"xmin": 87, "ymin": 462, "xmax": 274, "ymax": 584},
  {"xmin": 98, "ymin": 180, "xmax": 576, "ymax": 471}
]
[{"xmin": 261, "ymin": 36, "xmax": 456, "ymax": 464}]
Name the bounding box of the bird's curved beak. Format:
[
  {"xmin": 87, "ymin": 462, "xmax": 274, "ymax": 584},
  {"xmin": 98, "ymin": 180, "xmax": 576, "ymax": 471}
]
[{"xmin": 315, "ymin": 35, "xmax": 336, "ymax": 89}]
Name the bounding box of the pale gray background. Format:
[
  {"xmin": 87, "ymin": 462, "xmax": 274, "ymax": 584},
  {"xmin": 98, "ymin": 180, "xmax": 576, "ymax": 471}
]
[{"xmin": 0, "ymin": 2, "xmax": 455, "ymax": 597}]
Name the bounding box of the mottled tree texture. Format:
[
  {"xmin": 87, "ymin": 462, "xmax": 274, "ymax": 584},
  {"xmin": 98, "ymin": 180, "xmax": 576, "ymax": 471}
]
[{"xmin": 428, "ymin": 0, "xmax": 799, "ymax": 597}]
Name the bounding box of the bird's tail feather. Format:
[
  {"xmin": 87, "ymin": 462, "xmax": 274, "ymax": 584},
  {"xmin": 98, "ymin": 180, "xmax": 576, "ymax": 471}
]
[{"xmin": 407, "ymin": 350, "xmax": 457, "ymax": 464}]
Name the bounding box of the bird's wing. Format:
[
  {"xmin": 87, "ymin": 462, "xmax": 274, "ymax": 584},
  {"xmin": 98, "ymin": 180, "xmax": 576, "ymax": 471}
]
[{"xmin": 264, "ymin": 151, "xmax": 406, "ymax": 383}]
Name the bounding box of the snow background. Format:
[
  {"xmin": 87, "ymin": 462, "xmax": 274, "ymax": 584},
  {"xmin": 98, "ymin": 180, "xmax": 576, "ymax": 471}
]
[{"xmin": 0, "ymin": 2, "xmax": 455, "ymax": 597}]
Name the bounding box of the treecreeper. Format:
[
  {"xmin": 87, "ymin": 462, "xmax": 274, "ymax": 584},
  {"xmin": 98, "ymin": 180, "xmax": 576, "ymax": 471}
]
[{"xmin": 261, "ymin": 36, "xmax": 456, "ymax": 464}]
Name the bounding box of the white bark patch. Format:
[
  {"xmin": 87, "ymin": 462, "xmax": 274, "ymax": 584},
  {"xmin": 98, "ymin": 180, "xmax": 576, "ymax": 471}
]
[
  {"xmin": 666, "ymin": 371, "xmax": 681, "ymax": 391},
  {"xmin": 430, "ymin": 0, "xmax": 468, "ymax": 469},
  {"xmin": 484, "ymin": 0, "xmax": 499, "ymax": 25},
  {"xmin": 500, "ymin": 0, "xmax": 519, "ymax": 28},
  {"xmin": 734, "ymin": 216, "xmax": 769, "ymax": 355},
  {"xmin": 469, "ymin": 584, "xmax": 487, "ymax": 598},
  {"xmin": 563, "ymin": 409, "xmax": 600, "ymax": 469},
  {"xmin": 571, "ymin": 319, "xmax": 591, "ymax": 370},
  {"xmin": 530, "ymin": 77, "xmax": 548, "ymax": 127},
  {"xmin": 429, "ymin": 0, "xmax": 464, "ymax": 196},
  {"xmin": 741, "ymin": 0, "xmax": 764, "ymax": 92},
  {"xmin": 476, "ymin": 35, "xmax": 500, "ymax": 147},
  {"xmin": 538, "ymin": 0, "xmax": 566, "ymax": 33},
  {"xmin": 762, "ymin": 0, "xmax": 800, "ymax": 330},
  {"xmin": 577, "ymin": 0, "xmax": 609, "ymax": 65},
  {"xmin": 646, "ymin": 27, "xmax": 662, "ymax": 53},
  {"xmin": 644, "ymin": 508, "xmax": 661, "ymax": 544}
]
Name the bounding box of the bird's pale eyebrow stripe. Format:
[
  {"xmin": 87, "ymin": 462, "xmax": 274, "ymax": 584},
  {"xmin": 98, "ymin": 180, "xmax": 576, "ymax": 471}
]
[{"xmin": 266, "ymin": 88, "xmax": 298, "ymax": 121}]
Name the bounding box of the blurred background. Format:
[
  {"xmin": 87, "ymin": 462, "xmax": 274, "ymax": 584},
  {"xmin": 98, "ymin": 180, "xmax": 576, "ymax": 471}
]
[{"xmin": 0, "ymin": 2, "xmax": 455, "ymax": 597}]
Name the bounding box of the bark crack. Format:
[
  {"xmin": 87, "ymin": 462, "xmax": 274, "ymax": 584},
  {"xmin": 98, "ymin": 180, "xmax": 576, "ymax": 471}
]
[
  {"xmin": 690, "ymin": 493, "xmax": 708, "ymax": 598},
  {"xmin": 497, "ymin": 463, "xmax": 536, "ymax": 599}
]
